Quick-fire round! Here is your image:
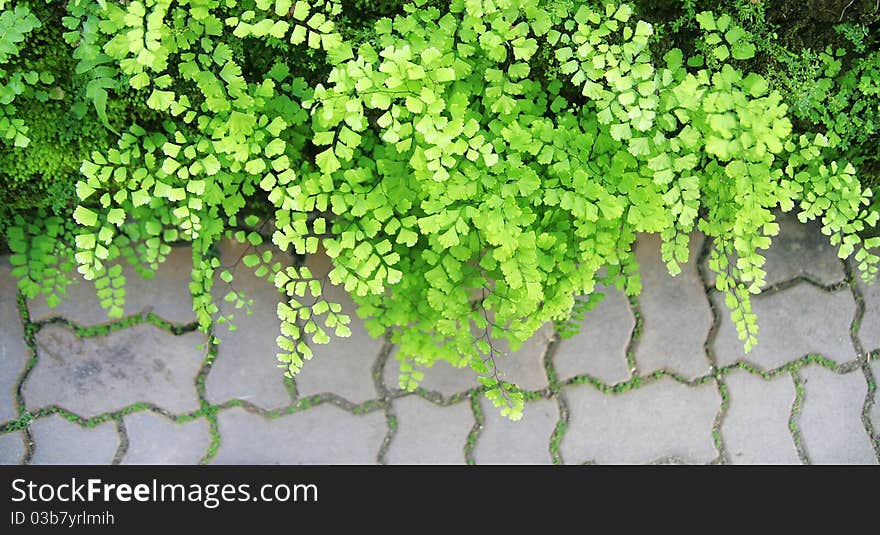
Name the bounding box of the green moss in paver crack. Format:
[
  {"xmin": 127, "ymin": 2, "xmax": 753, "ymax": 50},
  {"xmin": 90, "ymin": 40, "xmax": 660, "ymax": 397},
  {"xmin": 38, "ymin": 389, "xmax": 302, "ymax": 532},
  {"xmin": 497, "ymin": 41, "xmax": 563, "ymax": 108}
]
[
  {"xmin": 789, "ymin": 371, "xmax": 809, "ymax": 464},
  {"xmin": 868, "ymin": 360, "xmax": 880, "ymax": 445},
  {"xmin": 553, "ymin": 284, "xmax": 634, "ymax": 384},
  {"xmin": 711, "ymin": 379, "xmax": 729, "ymax": 463},
  {"xmin": 464, "ymin": 394, "xmax": 484, "ymax": 465},
  {"xmin": 712, "ymin": 286, "xmax": 858, "ymax": 369},
  {"xmin": 23, "ymin": 324, "xmax": 206, "ymax": 419},
  {"xmin": 633, "ymin": 233, "xmax": 713, "ymax": 380}
]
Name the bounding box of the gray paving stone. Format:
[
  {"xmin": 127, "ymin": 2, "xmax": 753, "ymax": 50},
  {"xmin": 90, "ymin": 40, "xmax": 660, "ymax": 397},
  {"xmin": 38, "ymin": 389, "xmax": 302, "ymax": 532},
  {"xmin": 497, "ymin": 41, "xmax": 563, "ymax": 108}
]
[
  {"xmin": 385, "ymin": 396, "xmax": 473, "ymax": 464},
  {"xmin": 872, "ymin": 360, "xmax": 880, "ymax": 439},
  {"xmin": 122, "ymin": 412, "xmax": 210, "ymax": 465},
  {"xmin": 384, "ymin": 348, "xmax": 476, "ymax": 395},
  {"xmin": 713, "ymin": 285, "xmax": 856, "ymax": 369},
  {"xmin": 25, "ymin": 324, "xmax": 205, "ymax": 418},
  {"xmin": 206, "ymin": 240, "xmax": 293, "ymax": 410},
  {"xmin": 473, "ymin": 398, "xmax": 556, "ymax": 464},
  {"xmin": 855, "ymin": 272, "xmax": 880, "ymax": 352},
  {"xmin": 800, "ymin": 367, "xmax": 877, "ymax": 464},
  {"xmin": 383, "ymin": 324, "xmax": 553, "ymax": 396},
  {"xmin": 554, "ymin": 285, "xmax": 633, "ymax": 384},
  {"xmin": 703, "ymin": 211, "xmax": 845, "ymax": 288},
  {"xmin": 213, "ymin": 405, "xmax": 385, "ymax": 464},
  {"xmin": 28, "ymin": 245, "xmax": 196, "ymax": 325},
  {"xmin": 30, "ymin": 415, "xmax": 117, "ymax": 464},
  {"xmin": 381, "ymin": 316, "xmax": 547, "ymax": 398},
  {"xmin": 633, "ymin": 233, "xmax": 712, "ymax": 379},
  {"xmin": 0, "ymin": 431, "xmax": 24, "ymax": 464},
  {"xmin": 1, "ymin": 257, "xmax": 27, "ymax": 422},
  {"xmin": 721, "ymin": 370, "xmax": 800, "ymax": 464},
  {"xmin": 561, "ymin": 378, "xmax": 720, "ymax": 464},
  {"xmin": 293, "ymin": 252, "xmax": 382, "ymax": 403},
  {"xmin": 493, "ymin": 323, "xmax": 553, "ymax": 391}
]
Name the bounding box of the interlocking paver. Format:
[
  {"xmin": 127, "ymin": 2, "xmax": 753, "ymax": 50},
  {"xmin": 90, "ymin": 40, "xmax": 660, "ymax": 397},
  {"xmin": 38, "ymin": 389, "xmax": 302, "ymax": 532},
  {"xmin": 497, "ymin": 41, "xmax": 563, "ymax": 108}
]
[
  {"xmin": 206, "ymin": 240, "xmax": 292, "ymax": 410},
  {"xmin": 8, "ymin": 226, "xmax": 876, "ymax": 465},
  {"xmin": 0, "ymin": 431, "xmax": 24, "ymax": 464},
  {"xmin": 213, "ymin": 405, "xmax": 385, "ymax": 464},
  {"xmin": 1, "ymin": 257, "xmax": 27, "ymax": 422},
  {"xmin": 473, "ymin": 398, "xmax": 556, "ymax": 464},
  {"xmin": 294, "ymin": 252, "xmax": 382, "ymax": 403},
  {"xmin": 561, "ymin": 378, "xmax": 719, "ymax": 464},
  {"xmin": 554, "ymin": 285, "xmax": 633, "ymax": 384},
  {"xmin": 30, "ymin": 415, "xmax": 117, "ymax": 465},
  {"xmin": 122, "ymin": 412, "xmax": 210, "ymax": 465},
  {"xmin": 713, "ymin": 285, "xmax": 856, "ymax": 369},
  {"xmin": 633, "ymin": 233, "xmax": 712, "ymax": 379},
  {"xmin": 703, "ymin": 211, "xmax": 845, "ymax": 288},
  {"xmin": 721, "ymin": 370, "xmax": 800, "ymax": 464},
  {"xmin": 383, "ymin": 325, "xmax": 552, "ymax": 396},
  {"xmin": 799, "ymin": 366, "xmax": 876, "ymax": 464},
  {"xmin": 28, "ymin": 246, "xmax": 196, "ymax": 325},
  {"xmin": 385, "ymin": 396, "xmax": 473, "ymax": 464},
  {"xmin": 856, "ymin": 271, "xmax": 880, "ymax": 352},
  {"xmin": 25, "ymin": 324, "xmax": 205, "ymax": 418}
]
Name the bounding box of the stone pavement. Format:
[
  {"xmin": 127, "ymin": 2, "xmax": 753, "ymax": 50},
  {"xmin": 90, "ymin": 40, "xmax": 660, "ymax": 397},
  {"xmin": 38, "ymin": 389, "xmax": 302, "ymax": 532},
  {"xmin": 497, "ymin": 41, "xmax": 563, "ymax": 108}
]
[{"xmin": 1, "ymin": 211, "xmax": 878, "ymax": 464}]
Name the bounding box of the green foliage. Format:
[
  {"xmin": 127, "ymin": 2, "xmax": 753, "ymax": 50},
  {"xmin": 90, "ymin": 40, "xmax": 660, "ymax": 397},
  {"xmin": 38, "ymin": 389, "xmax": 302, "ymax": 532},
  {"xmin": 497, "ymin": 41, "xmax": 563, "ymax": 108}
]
[
  {"xmin": 781, "ymin": 47, "xmax": 880, "ymax": 151},
  {"xmin": 3, "ymin": 0, "xmax": 880, "ymax": 420}
]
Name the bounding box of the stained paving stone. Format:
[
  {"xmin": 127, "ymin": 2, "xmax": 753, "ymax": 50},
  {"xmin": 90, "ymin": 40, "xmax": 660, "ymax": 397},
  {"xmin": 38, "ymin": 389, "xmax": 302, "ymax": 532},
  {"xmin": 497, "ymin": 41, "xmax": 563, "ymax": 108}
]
[
  {"xmin": 713, "ymin": 285, "xmax": 856, "ymax": 369},
  {"xmin": 206, "ymin": 240, "xmax": 293, "ymax": 410},
  {"xmin": 385, "ymin": 396, "xmax": 473, "ymax": 464},
  {"xmin": 1, "ymin": 257, "xmax": 27, "ymax": 422},
  {"xmin": 293, "ymin": 252, "xmax": 382, "ymax": 403},
  {"xmin": 633, "ymin": 233, "xmax": 712, "ymax": 379},
  {"xmin": 122, "ymin": 412, "xmax": 210, "ymax": 465},
  {"xmin": 213, "ymin": 405, "xmax": 385, "ymax": 464},
  {"xmin": 30, "ymin": 415, "xmax": 118, "ymax": 465},
  {"xmin": 28, "ymin": 246, "xmax": 196, "ymax": 325},
  {"xmin": 554, "ymin": 285, "xmax": 634, "ymax": 384},
  {"xmin": 382, "ymin": 324, "xmax": 552, "ymax": 397},
  {"xmin": 703, "ymin": 211, "xmax": 845, "ymax": 288},
  {"xmin": 473, "ymin": 398, "xmax": 556, "ymax": 464},
  {"xmin": 855, "ymin": 269, "xmax": 880, "ymax": 352},
  {"xmin": 799, "ymin": 366, "xmax": 877, "ymax": 464},
  {"xmin": 0, "ymin": 431, "xmax": 25, "ymax": 464},
  {"xmin": 25, "ymin": 324, "xmax": 205, "ymax": 418},
  {"xmin": 721, "ymin": 370, "xmax": 800, "ymax": 464},
  {"xmin": 561, "ymin": 378, "xmax": 720, "ymax": 464}
]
